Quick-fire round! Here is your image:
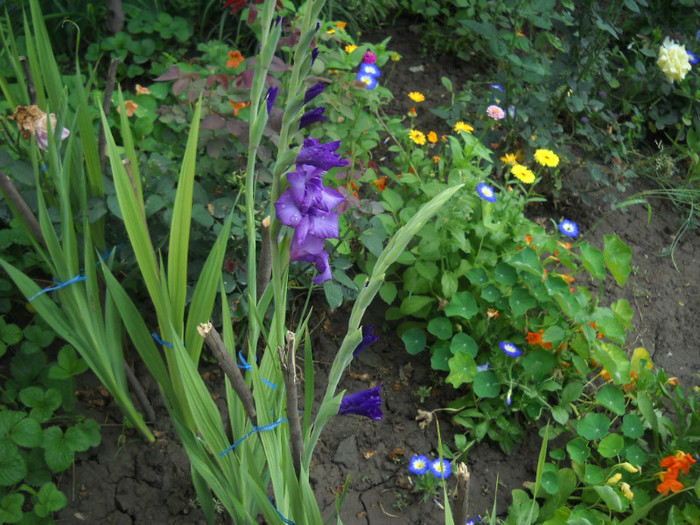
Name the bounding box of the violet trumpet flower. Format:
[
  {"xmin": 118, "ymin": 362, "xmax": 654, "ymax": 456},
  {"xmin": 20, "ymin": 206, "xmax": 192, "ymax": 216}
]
[{"xmin": 338, "ymin": 386, "xmax": 382, "ymax": 420}]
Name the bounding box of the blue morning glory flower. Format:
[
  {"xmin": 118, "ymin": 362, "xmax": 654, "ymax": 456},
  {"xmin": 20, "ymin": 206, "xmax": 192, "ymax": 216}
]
[
  {"xmin": 408, "ymin": 455, "xmax": 430, "ymax": 475},
  {"xmin": 429, "ymin": 458, "xmax": 452, "ymax": 479},
  {"xmin": 500, "ymin": 341, "xmax": 522, "ymax": 357},
  {"xmin": 688, "ymin": 50, "xmax": 699, "ymax": 65},
  {"xmin": 490, "ymin": 83, "xmax": 504, "ymax": 92},
  {"xmin": 356, "ymin": 71, "xmax": 378, "ymax": 90},
  {"xmin": 558, "ymin": 219, "xmax": 579, "ymax": 238},
  {"xmin": 359, "ymin": 63, "xmax": 381, "ymax": 78},
  {"xmin": 476, "ymin": 182, "xmax": 497, "ymax": 202},
  {"xmin": 477, "ymin": 363, "xmax": 490, "ymax": 372}
]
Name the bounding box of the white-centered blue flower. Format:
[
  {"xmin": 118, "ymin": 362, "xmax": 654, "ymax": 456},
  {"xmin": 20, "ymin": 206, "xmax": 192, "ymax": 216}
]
[
  {"xmin": 429, "ymin": 458, "xmax": 452, "ymax": 479},
  {"xmin": 359, "ymin": 63, "xmax": 381, "ymax": 78},
  {"xmin": 500, "ymin": 341, "xmax": 522, "ymax": 357},
  {"xmin": 688, "ymin": 50, "xmax": 699, "ymax": 65},
  {"xmin": 558, "ymin": 219, "xmax": 579, "ymax": 238},
  {"xmin": 356, "ymin": 71, "xmax": 378, "ymax": 90},
  {"xmin": 408, "ymin": 455, "xmax": 430, "ymax": 475},
  {"xmin": 476, "ymin": 182, "xmax": 497, "ymax": 202}
]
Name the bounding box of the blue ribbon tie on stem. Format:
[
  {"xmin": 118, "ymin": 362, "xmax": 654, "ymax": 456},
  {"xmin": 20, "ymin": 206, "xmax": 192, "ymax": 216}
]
[{"xmin": 29, "ymin": 274, "xmax": 87, "ymax": 302}]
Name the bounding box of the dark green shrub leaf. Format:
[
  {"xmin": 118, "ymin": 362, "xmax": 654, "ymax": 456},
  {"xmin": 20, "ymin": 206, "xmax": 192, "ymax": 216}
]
[
  {"xmin": 0, "ymin": 443, "xmax": 27, "ymax": 486},
  {"xmin": 430, "ymin": 342, "xmax": 451, "ymax": 371},
  {"xmin": 401, "ymin": 328, "xmax": 426, "ymax": 355},
  {"xmin": 42, "ymin": 426, "xmax": 74, "ymax": 473},
  {"xmin": 49, "ymin": 345, "xmax": 89, "ymax": 380},
  {"xmin": 576, "ymin": 413, "xmax": 611, "ymax": 440},
  {"xmin": 10, "ymin": 417, "xmax": 42, "ymax": 448},
  {"xmin": 472, "ymin": 371, "xmax": 500, "ymax": 398},
  {"xmin": 584, "ymin": 464, "xmax": 604, "ymax": 485},
  {"xmin": 400, "ymin": 295, "xmax": 435, "ymax": 317},
  {"xmin": 378, "ymin": 281, "xmax": 397, "ymax": 304},
  {"xmin": 23, "ymin": 325, "xmax": 55, "ymax": 348},
  {"xmin": 560, "ymin": 381, "xmax": 584, "ymax": 406},
  {"xmin": 494, "ymin": 262, "xmax": 516, "ymax": 285},
  {"xmin": 18, "ymin": 387, "xmax": 62, "ymax": 422},
  {"xmin": 592, "ymin": 343, "xmax": 630, "ymax": 384},
  {"xmin": 593, "ymin": 486, "xmax": 627, "ymax": 513},
  {"xmin": 0, "ymin": 492, "xmax": 24, "ymax": 523},
  {"xmin": 323, "ymin": 281, "xmax": 343, "ymax": 310},
  {"xmin": 551, "ymin": 406, "xmax": 569, "ymax": 425},
  {"xmin": 34, "ymin": 482, "xmax": 67, "ymax": 518}
]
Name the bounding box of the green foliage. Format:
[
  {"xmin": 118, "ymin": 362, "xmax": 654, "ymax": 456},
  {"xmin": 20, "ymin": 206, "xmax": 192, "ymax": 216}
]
[{"xmin": 0, "ymin": 317, "xmax": 100, "ymax": 523}]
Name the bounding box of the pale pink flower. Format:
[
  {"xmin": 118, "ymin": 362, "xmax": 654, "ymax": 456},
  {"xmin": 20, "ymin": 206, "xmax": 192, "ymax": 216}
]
[{"xmin": 486, "ymin": 104, "xmax": 506, "ymax": 120}]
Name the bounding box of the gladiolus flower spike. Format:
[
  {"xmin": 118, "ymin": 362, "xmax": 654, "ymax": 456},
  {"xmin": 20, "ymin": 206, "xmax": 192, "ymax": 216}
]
[{"xmin": 338, "ymin": 386, "xmax": 383, "ymax": 420}]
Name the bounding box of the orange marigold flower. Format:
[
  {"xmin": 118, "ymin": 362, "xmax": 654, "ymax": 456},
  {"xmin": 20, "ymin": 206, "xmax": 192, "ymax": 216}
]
[
  {"xmin": 500, "ymin": 153, "xmax": 517, "ymax": 165},
  {"xmin": 227, "ymin": 50, "xmax": 245, "ymax": 69},
  {"xmin": 373, "ymin": 176, "xmax": 388, "ymax": 191},
  {"xmin": 335, "ymin": 21, "xmax": 347, "ymax": 29},
  {"xmin": 427, "ymin": 131, "xmax": 438, "ymax": 143},
  {"xmin": 454, "ymin": 121, "xmax": 474, "ymax": 134},
  {"xmin": 432, "ymin": 156, "xmax": 441, "ymax": 163},
  {"xmin": 345, "ymin": 44, "xmax": 358, "ymax": 54},
  {"xmin": 408, "ymin": 91, "xmax": 425, "ymax": 103},
  {"xmin": 135, "ymin": 84, "xmax": 151, "ymax": 95}
]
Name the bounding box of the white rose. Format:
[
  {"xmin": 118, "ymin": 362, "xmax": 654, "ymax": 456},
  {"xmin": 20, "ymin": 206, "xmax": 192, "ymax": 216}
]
[{"xmin": 657, "ymin": 37, "xmax": 692, "ymax": 83}]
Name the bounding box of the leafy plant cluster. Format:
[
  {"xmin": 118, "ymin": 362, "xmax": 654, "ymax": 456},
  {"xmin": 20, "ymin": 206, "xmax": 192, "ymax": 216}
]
[
  {"xmin": 0, "ymin": 317, "xmax": 100, "ymax": 524},
  {"xmin": 400, "ymin": 0, "xmax": 700, "ymax": 200}
]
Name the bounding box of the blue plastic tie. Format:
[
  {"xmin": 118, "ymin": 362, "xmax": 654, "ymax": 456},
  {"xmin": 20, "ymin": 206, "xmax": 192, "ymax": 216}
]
[
  {"xmin": 219, "ymin": 416, "xmax": 288, "ymax": 457},
  {"xmin": 39, "ymin": 164, "xmax": 48, "ymax": 172},
  {"xmin": 237, "ymin": 350, "xmax": 252, "ymax": 369},
  {"xmin": 29, "ymin": 274, "xmax": 87, "ymax": 302},
  {"xmin": 261, "ymin": 378, "xmax": 277, "ymax": 389},
  {"xmin": 151, "ymin": 332, "xmax": 174, "ymax": 348},
  {"xmin": 268, "ymin": 498, "xmax": 295, "ymax": 525}
]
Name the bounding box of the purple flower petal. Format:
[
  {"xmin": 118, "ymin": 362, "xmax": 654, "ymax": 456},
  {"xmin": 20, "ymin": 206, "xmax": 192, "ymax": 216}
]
[
  {"xmin": 308, "ymin": 210, "xmax": 339, "ymax": 239},
  {"xmin": 274, "ymin": 191, "xmax": 303, "ymax": 227},
  {"xmin": 353, "ymin": 325, "xmax": 379, "ymax": 357},
  {"xmin": 315, "ymin": 186, "xmax": 345, "ymax": 212},
  {"xmin": 266, "ymin": 86, "xmax": 278, "ymax": 115},
  {"xmin": 296, "ymin": 138, "xmax": 349, "ymax": 170},
  {"xmin": 303, "ymin": 81, "xmax": 325, "ymax": 104},
  {"xmin": 299, "ymin": 106, "xmax": 327, "ymax": 129},
  {"xmin": 338, "ymin": 386, "xmax": 382, "ymax": 420}
]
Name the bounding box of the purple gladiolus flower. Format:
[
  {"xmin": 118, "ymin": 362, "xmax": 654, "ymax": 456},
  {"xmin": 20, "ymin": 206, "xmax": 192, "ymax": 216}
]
[
  {"xmin": 299, "ymin": 106, "xmax": 327, "ymax": 129},
  {"xmin": 295, "ymin": 138, "xmax": 350, "ymax": 170},
  {"xmin": 304, "ymin": 81, "xmax": 325, "ymax": 104},
  {"xmin": 311, "ymin": 47, "xmax": 319, "ymax": 64},
  {"xmin": 353, "ymin": 325, "xmax": 379, "ymax": 356},
  {"xmin": 266, "ymin": 87, "xmax": 278, "ymax": 115},
  {"xmin": 338, "ymin": 386, "xmax": 383, "ymax": 420}
]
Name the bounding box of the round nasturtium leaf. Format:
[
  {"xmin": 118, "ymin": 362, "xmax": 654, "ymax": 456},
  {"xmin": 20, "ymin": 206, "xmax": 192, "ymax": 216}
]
[
  {"xmin": 450, "ymin": 333, "xmax": 478, "ymax": 356},
  {"xmin": 576, "ymin": 413, "xmax": 611, "ymax": 441},
  {"xmin": 472, "ymin": 371, "xmax": 501, "ymax": 398},
  {"xmin": 584, "ymin": 464, "xmax": 604, "ymax": 485},
  {"xmin": 401, "ymin": 328, "xmax": 426, "ymax": 355},
  {"xmin": 597, "ymin": 432, "xmax": 624, "ymax": 458},
  {"xmin": 567, "ymin": 437, "xmax": 590, "ymax": 464},
  {"xmin": 595, "ymin": 385, "xmax": 626, "ymax": 416},
  {"xmin": 428, "ymin": 317, "xmax": 453, "ymax": 340},
  {"xmin": 541, "ymin": 471, "xmax": 559, "ymax": 495},
  {"xmin": 621, "ymin": 413, "xmax": 644, "ymax": 439},
  {"xmin": 624, "ymin": 444, "xmax": 648, "ymax": 467}
]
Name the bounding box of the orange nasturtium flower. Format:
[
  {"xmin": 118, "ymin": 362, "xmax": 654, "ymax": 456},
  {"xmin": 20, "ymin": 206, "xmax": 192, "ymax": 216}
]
[
  {"xmin": 432, "ymin": 156, "xmax": 441, "ymax": 164},
  {"xmin": 229, "ymin": 100, "xmax": 250, "ymax": 116},
  {"xmin": 335, "ymin": 21, "xmax": 347, "ymax": 29},
  {"xmin": 117, "ymin": 100, "xmax": 138, "ymax": 117},
  {"xmin": 373, "ymin": 176, "xmax": 388, "ymax": 191},
  {"xmin": 135, "ymin": 84, "xmax": 151, "ymax": 95},
  {"xmin": 655, "ymin": 452, "xmax": 695, "ymax": 496},
  {"xmin": 526, "ymin": 329, "xmax": 552, "ymax": 349},
  {"xmin": 227, "ymin": 50, "xmax": 245, "ymax": 69}
]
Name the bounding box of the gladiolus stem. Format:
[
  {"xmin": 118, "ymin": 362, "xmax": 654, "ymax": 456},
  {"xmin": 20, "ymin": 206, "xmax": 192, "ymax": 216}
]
[{"xmin": 279, "ymin": 331, "xmax": 303, "ymax": 477}]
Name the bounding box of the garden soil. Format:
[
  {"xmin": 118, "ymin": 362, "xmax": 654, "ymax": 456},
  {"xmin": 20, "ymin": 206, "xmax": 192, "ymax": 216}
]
[{"xmin": 56, "ymin": 18, "xmax": 698, "ymax": 525}]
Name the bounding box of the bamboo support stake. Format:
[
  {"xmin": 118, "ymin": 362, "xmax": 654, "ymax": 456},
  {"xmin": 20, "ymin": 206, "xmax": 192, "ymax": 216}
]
[
  {"xmin": 198, "ymin": 322, "xmax": 257, "ymax": 426},
  {"xmin": 279, "ymin": 330, "xmax": 303, "ymax": 477},
  {"xmin": 256, "ymin": 215, "xmax": 272, "ymax": 301},
  {"xmin": 452, "ymin": 462, "xmax": 470, "ymax": 525}
]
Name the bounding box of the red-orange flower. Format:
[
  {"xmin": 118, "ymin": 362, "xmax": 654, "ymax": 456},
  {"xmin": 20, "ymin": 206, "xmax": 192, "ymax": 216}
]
[
  {"xmin": 227, "ymin": 50, "xmax": 245, "ymax": 69},
  {"xmin": 373, "ymin": 176, "xmax": 388, "ymax": 191},
  {"xmin": 229, "ymin": 100, "xmax": 249, "ymax": 116},
  {"xmin": 526, "ymin": 329, "xmax": 552, "ymax": 350}
]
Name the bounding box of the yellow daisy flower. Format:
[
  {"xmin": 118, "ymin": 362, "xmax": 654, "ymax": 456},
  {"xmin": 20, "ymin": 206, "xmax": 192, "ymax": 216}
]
[
  {"xmin": 345, "ymin": 45, "xmax": 358, "ymax": 54},
  {"xmin": 408, "ymin": 91, "xmax": 425, "ymax": 103},
  {"xmin": 427, "ymin": 131, "xmax": 438, "ymax": 143},
  {"xmin": 454, "ymin": 121, "xmax": 474, "ymax": 134},
  {"xmin": 511, "ymin": 164, "xmax": 535, "ymax": 184},
  {"xmin": 500, "ymin": 153, "xmax": 517, "ymax": 165},
  {"xmin": 534, "ymin": 149, "xmax": 560, "ymax": 168},
  {"xmin": 409, "ymin": 129, "xmax": 426, "ymax": 145}
]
